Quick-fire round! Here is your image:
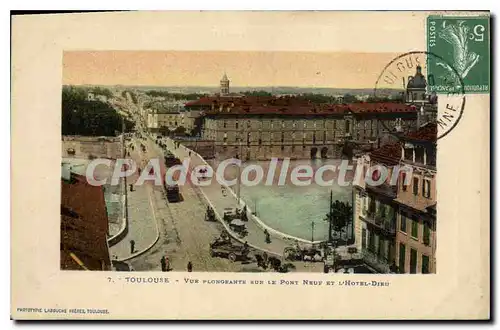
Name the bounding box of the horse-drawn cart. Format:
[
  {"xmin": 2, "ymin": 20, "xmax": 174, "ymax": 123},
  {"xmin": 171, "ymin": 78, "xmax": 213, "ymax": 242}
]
[{"xmin": 209, "ymin": 236, "xmax": 250, "ymax": 262}]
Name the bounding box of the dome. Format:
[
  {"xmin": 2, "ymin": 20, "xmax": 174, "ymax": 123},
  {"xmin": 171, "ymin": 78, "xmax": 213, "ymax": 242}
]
[{"xmin": 407, "ymin": 65, "xmax": 427, "ymax": 89}]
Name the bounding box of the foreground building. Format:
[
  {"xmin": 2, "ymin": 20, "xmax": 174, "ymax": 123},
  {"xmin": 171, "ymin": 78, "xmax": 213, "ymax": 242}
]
[
  {"xmin": 60, "ymin": 165, "xmax": 111, "ymax": 271},
  {"xmin": 394, "ymin": 124, "xmax": 437, "ymax": 274},
  {"xmin": 353, "ymin": 123, "xmax": 437, "ymax": 273}
]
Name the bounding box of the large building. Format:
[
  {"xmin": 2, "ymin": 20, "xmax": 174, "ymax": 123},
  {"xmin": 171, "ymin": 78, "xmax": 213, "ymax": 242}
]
[
  {"xmin": 394, "ymin": 124, "xmax": 437, "ymax": 274},
  {"xmin": 353, "ymin": 123, "xmax": 437, "ymax": 274},
  {"xmin": 182, "ymin": 68, "xmax": 439, "ymax": 160},
  {"xmin": 201, "ymin": 100, "xmax": 418, "ymax": 160},
  {"xmin": 146, "ymin": 100, "xmax": 197, "ymax": 134}
]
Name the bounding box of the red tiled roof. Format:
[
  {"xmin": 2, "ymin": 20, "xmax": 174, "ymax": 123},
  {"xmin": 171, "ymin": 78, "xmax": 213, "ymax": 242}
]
[
  {"xmin": 403, "ymin": 123, "xmax": 437, "ymax": 142},
  {"xmin": 369, "ymin": 143, "xmax": 402, "ymax": 165},
  {"xmin": 60, "ymin": 174, "xmax": 110, "ymax": 271},
  {"xmin": 203, "ymin": 102, "xmax": 415, "ymax": 116}
]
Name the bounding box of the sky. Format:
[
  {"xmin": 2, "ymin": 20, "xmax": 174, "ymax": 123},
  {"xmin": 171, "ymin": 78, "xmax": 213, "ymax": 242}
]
[{"xmin": 62, "ymin": 51, "xmax": 399, "ymax": 89}]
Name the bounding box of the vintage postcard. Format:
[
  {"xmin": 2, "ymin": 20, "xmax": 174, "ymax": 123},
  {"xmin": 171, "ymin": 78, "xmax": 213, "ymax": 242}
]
[{"xmin": 11, "ymin": 11, "xmax": 490, "ymax": 319}]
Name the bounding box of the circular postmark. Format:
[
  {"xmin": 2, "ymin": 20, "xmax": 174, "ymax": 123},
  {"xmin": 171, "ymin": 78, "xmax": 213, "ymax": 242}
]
[{"xmin": 374, "ymin": 51, "xmax": 465, "ymax": 140}]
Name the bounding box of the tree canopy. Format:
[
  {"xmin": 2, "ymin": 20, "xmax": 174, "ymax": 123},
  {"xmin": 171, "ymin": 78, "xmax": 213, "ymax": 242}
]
[
  {"xmin": 242, "ymin": 90, "xmax": 273, "ymax": 97},
  {"xmin": 144, "ymin": 90, "xmax": 207, "ymax": 100},
  {"xmin": 62, "ymin": 86, "xmax": 134, "ymax": 136},
  {"xmin": 325, "ymin": 199, "xmax": 353, "ymax": 241}
]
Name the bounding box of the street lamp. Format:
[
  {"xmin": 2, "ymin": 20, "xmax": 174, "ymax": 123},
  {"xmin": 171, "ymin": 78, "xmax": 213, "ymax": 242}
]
[
  {"xmin": 311, "ymin": 220, "xmax": 315, "ymax": 244},
  {"xmin": 237, "ymin": 138, "xmax": 242, "ymax": 206}
]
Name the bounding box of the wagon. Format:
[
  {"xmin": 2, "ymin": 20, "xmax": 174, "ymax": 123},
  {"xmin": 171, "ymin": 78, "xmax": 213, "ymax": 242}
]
[
  {"xmin": 223, "ymin": 208, "xmax": 239, "ymax": 222},
  {"xmin": 283, "ymin": 242, "xmax": 324, "ymax": 262},
  {"xmin": 209, "ymin": 238, "xmax": 249, "ymax": 262},
  {"xmin": 229, "ymin": 219, "xmax": 248, "ymax": 238}
]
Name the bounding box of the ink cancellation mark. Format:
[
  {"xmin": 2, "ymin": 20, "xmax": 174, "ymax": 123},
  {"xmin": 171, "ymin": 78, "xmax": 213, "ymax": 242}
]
[
  {"xmin": 374, "ymin": 51, "xmax": 465, "ymax": 140},
  {"xmin": 427, "ymin": 15, "xmax": 490, "ymax": 94}
]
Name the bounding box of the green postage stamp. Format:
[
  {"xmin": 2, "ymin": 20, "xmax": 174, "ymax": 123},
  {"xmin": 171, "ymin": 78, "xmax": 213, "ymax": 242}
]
[{"xmin": 427, "ymin": 15, "xmax": 490, "ymax": 94}]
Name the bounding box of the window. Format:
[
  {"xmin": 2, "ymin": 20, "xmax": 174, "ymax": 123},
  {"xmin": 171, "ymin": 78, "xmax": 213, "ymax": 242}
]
[
  {"xmin": 361, "ymin": 229, "xmax": 367, "ymax": 250},
  {"xmin": 413, "ymin": 177, "xmax": 419, "ymax": 195},
  {"xmin": 400, "ymin": 214, "xmax": 407, "ymax": 233},
  {"xmin": 399, "ymin": 243, "xmax": 406, "ymax": 273},
  {"xmin": 235, "ymin": 121, "xmax": 239, "ymax": 129},
  {"xmin": 258, "ymin": 138, "xmax": 262, "ymax": 146},
  {"xmin": 404, "ymin": 147, "xmax": 413, "ymax": 162},
  {"xmin": 223, "ymin": 121, "xmax": 227, "ymax": 128},
  {"xmin": 411, "ymin": 218, "xmax": 419, "ymax": 239},
  {"xmin": 423, "ymin": 222, "xmax": 431, "ymax": 246},
  {"xmin": 422, "ymin": 255, "xmax": 430, "ymax": 274},
  {"xmin": 333, "ymin": 121, "xmax": 337, "ymax": 129},
  {"xmin": 410, "ymin": 249, "xmax": 417, "ymax": 274},
  {"xmin": 377, "ymin": 237, "xmax": 385, "ymax": 259},
  {"xmin": 415, "ymin": 147, "xmax": 425, "ymax": 163},
  {"xmin": 423, "ymin": 179, "xmax": 431, "ymax": 198},
  {"xmin": 401, "ymin": 172, "xmax": 408, "ymax": 191},
  {"xmin": 368, "ymin": 232, "xmax": 375, "ymax": 253}
]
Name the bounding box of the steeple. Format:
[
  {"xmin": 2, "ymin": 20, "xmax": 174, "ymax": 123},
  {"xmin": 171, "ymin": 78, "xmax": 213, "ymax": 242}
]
[{"xmin": 220, "ymin": 72, "xmax": 230, "ymax": 95}]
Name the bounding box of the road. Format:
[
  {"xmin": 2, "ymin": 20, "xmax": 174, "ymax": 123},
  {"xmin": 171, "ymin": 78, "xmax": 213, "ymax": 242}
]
[
  {"xmin": 116, "ymin": 94, "xmax": 262, "ymax": 272},
  {"xmin": 113, "ymin": 92, "xmax": 325, "ymax": 273}
]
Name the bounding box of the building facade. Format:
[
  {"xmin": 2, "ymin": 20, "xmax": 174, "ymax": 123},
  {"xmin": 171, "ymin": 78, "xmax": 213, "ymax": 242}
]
[
  {"xmin": 353, "ymin": 123, "xmax": 437, "ymax": 274},
  {"xmin": 394, "ymin": 124, "xmax": 437, "ymax": 274},
  {"xmin": 202, "ymin": 102, "xmax": 417, "ymax": 160}
]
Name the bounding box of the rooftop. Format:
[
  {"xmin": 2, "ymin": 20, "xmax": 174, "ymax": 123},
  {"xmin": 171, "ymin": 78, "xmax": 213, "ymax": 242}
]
[
  {"xmin": 369, "ymin": 143, "xmax": 402, "ymax": 166},
  {"xmin": 202, "ymin": 101, "xmax": 416, "ymax": 117},
  {"xmin": 60, "ymin": 173, "xmax": 111, "ymax": 271},
  {"xmin": 403, "ymin": 122, "xmax": 437, "ymax": 142}
]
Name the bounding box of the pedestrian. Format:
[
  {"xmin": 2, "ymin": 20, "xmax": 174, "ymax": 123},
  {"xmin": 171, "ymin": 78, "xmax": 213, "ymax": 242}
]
[
  {"xmin": 160, "ymin": 256, "xmax": 166, "ymax": 272},
  {"xmin": 165, "ymin": 256, "xmax": 170, "ymax": 271},
  {"xmin": 130, "ymin": 240, "xmax": 135, "ymax": 254},
  {"xmin": 187, "ymin": 261, "xmax": 193, "ymax": 272}
]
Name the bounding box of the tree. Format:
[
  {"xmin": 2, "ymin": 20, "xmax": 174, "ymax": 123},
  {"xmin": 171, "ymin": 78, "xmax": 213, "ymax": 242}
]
[
  {"xmin": 62, "ymin": 86, "xmax": 134, "ymax": 136},
  {"xmin": 341, "ymin": 141, "xmax": 355, "ymax": 159},
  {"xmin": 173, "ymin": 126, "xmax": 187, "ymax": 136},
  {"xmin": 342, "ymin": 93, "xmax": 358, "ymax": 103},
  {"xmin": 325, "ymin": 191, "xmax": 353, "ymax": 243},
  {"xmin": 300, "ymin": 93, "xmax": 334, "ymax": 104},
  {"xmin": 242, "ymin": 90, "xmax": 273, "ymax": 97}
]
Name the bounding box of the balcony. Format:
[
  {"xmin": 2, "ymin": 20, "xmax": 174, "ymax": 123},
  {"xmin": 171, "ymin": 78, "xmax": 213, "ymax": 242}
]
[
  {"xmin": 361, "ymin": 250, "xmax": 393, "ymax": 274},
  {"xmin": 366, "ymin": 182, "xmax": 398, "ymax": 199},
  {"xmin": 363, "ymin": 209, "xmax": 396, "ymax": 235}
]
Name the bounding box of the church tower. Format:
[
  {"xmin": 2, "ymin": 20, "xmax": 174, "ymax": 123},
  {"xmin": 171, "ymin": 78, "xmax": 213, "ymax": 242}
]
[{"xmin": 220, "ymin": 72, "xmax": 230, "ymax": 95}]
